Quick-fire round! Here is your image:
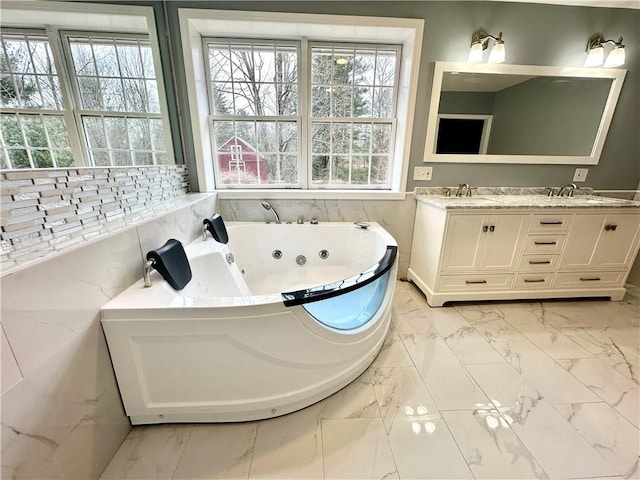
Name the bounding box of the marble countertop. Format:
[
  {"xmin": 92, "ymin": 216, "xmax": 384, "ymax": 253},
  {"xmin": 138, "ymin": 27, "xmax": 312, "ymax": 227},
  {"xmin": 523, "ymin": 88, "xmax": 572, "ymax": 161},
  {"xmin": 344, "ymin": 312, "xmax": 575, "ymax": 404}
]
[{"xmin": 414, "ymin": 187, "xmax": 640, "ymax": 210}]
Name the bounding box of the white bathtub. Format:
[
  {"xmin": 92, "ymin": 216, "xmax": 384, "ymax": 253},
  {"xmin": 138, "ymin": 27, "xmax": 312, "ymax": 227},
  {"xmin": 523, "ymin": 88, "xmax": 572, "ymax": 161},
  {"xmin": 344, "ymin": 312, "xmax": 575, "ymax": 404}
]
[{"xmin": 101, "ymin": 221, "xmax": 397, "ymax": 424}]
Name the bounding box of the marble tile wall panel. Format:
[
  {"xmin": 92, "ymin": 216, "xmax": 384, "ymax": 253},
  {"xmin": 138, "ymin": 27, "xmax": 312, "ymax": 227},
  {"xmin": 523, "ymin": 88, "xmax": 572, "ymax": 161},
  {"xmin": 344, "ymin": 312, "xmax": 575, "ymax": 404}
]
[
  {"xmin": 1, "ymin": 228, "xmax": 142, "ymax": 376},
  {"xmin": 218, "ymin": 197, "xmax": 416, "ymax": 278},
  {"xmin": 1, "ymin": 193, "xmax": 218, "ymax": 480},
  {"xmin": 136, "ymin": 194, "xmax": 218, "ymax": 257},
  {"xmin": 1, "ymin": 165, "xmax": 189, "ymax": 272},
  {"xmin": 1, "ymin": 323, "xmax": 22, "ymax": 394}
]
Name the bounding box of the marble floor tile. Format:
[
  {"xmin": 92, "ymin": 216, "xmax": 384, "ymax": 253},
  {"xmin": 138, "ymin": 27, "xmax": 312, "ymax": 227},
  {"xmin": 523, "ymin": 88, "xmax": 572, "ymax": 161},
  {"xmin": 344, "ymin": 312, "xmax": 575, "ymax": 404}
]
[
  {"xmin": 392, "ymin": 308, "xmax": 439, "ymax": 335},
  {"xmin": 371, "ymin": 366, "xmax": 439, "ymax": 434},
  {"xmin": 557, "ymin": 357, "xmax": 640, "ymax": 428},
  {"xmin": 467, "ymin": 363, "xmax": 620, "ymax": 479},
  {"xmin": 439, "ymin": 324, "xmax": 506, "ymax": 365},
  {"xmin": 313, "ymin": 371, "xmax": 380, "ymax": 420},
  {"xmin": 491, "ymin": 338, "xmax": 601, "ymax": 404},
  {"xmin": 369, "ymin": 328, "xmax": 414, "ymax": 369},
  {"xmin": 441, "ymin": 409, "xmax": 547, "ymax": 479},
  {"xmin": 249, "ymin": 406, "xmax": 323, "ymax": 479},
  {"xmin": 321, "ymin": 417, "xmax": 397, "ymax": 480},
  {"xmin": 554, "ymin": 402, "xmax": 639, "ymax": 479},
  {"xmin": 401, "ymin": 333, "xmax": 491, "ymax": 410},
  {"xmin": 99, "ymin": 425, "xmax": 192, "ymax": 480},
  {"xmin": 453, "ymin": 303, "xmax": 506, "ymax": 325},
  {"xmin": 387, "ymin": 413, "xmax": 473, "ymax": 479},
  {"xmin": 558, "ymin": 327, "xmax": 639, "ymax": 383},
  {"xmin": 172, "ymin": 423, "xmax": 257, "ymax": 479}
]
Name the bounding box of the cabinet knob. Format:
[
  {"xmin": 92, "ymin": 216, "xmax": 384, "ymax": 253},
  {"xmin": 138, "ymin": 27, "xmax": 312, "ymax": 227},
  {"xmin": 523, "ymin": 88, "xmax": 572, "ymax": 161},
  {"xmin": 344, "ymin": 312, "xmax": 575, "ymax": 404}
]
[
  {"xmin": 489, "ymin": 225, "xmax": 495, "ymax": 232},
  {"xmin": 482, "ymin": 226, "xmax": 488, "ymax": 233},
  {"xmin": 605, "ymin": 224, "xmax": 618, "ymax": 231}
]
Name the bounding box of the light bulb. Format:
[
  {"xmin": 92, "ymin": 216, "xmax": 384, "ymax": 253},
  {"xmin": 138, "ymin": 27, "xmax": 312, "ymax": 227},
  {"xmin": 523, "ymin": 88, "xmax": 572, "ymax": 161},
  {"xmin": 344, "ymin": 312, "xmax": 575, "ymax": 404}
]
[
  {"xmin": 604, "ymin": 45, "xmax": 625, "ymax": 67},
  {"xmin": 488, "ymin": 42, "xmax": 506, "ymax": 64},
  {"xmin": 584, "ymin": 45, "xmax": 604, "ymax": 67},
  {"xmin": 468, "ymin": 42, "xmax": 484, "ymax": 63}
]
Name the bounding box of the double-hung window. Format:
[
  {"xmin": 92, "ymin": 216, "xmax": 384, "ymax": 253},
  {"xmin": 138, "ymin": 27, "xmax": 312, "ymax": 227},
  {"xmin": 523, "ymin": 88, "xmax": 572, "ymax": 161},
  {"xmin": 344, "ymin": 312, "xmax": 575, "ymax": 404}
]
[
  {"xmin": 63, "ymin": 33, "xmax": 168, "ymax": 166},
  {"xmin": 204, "ymin": 38, "xmax": 401, "ymax": 190},
  {"xmin": 207, "ymin": 40, "xmax": 299, "ymax": 187},
  {"xmin": 0, "ymin": 21, "xmax": 170, "ymax": 169},
  {"xmin": 0, "ymin": 30, "xmax": 76, "ymax": 169}
]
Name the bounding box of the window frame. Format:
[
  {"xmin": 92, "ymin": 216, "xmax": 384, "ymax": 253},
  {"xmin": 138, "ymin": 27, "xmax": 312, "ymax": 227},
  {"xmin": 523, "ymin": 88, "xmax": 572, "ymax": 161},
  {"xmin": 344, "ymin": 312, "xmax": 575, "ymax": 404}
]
[
  {"xmin": 60, "ymin": 30, "xmax": 169, "ymax": 167},
  {"xmin": 0, "ymin": 1, "xmax": 175, "ymax": 169},
  {"xmin": 0, "ymin": 27, "xmax": 85, "ymax": 168},
  {"xmin": 308, "ymin": 41, "xmax": 402, "ymax": 190},
  {"xmin": 203, "ymin": 37, "xmax": 303, "ymax": 189},
  {"xmin": 180, "ymin": 8, "xmax": 423, "ymax": 200}
]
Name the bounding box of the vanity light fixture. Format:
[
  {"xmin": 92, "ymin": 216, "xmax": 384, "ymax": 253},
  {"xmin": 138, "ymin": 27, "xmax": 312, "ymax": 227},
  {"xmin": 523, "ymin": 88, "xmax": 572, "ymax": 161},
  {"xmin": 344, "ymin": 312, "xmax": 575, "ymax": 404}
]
[
  {"xmin": 468, "ymin": 31, "xmax": 506, "ymax": 64},
  {"xmin": 585, "ymin": 34, "xmax": 625, "ymax": 67}
]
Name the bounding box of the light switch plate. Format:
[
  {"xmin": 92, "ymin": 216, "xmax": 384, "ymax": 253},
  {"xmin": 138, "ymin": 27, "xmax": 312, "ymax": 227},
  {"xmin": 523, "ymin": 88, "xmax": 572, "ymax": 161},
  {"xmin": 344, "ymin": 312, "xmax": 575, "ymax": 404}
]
[
  {"xmin": 573, "ymin": 168, "xmax": 589, "ymax": 182},
  {"xmin": 414, "ymin": 166, "xmax": 433, "ymax": 181}
]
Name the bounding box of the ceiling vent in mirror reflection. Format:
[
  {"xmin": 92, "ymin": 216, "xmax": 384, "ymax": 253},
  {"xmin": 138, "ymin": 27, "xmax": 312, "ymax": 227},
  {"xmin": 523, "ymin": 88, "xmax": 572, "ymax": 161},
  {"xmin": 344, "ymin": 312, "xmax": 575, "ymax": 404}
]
[{"xmin": 423, "ymin": 62, "xmax": 626, "ymax": 165}]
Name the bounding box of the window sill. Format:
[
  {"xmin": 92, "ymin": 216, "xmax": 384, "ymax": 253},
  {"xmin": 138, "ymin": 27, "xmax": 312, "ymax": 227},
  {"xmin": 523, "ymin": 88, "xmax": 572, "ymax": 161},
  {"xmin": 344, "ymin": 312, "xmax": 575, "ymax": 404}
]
[{"xmin": 214, "ymin": 189, "xmax": 409, "ymax": 201}]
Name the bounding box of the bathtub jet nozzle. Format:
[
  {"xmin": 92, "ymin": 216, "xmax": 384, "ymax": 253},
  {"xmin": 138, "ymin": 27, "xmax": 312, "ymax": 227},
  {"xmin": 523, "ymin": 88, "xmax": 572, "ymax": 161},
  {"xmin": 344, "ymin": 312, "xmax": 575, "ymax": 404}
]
[{"xmin": 260, "ymin": 201, "xmax": 281, "ymax": 224}]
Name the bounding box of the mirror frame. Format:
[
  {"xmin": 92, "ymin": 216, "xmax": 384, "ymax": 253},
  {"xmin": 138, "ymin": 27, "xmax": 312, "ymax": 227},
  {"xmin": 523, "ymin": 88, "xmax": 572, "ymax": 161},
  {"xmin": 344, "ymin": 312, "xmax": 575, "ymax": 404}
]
[{"xmin": 423, "ymin": 62, "xmax": 626, "ymax": 165}]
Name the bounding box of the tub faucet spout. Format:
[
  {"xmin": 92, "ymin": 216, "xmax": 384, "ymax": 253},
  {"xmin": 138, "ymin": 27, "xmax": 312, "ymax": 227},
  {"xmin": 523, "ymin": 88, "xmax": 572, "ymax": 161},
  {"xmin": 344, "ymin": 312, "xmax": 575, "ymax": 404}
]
[
  {"xmin": 143, "ymin": 258, "xmax": 155, "ymax": 288},
  {"xmin": 260, "ymin": 201, "xmax": 281, "ymax": 223}
]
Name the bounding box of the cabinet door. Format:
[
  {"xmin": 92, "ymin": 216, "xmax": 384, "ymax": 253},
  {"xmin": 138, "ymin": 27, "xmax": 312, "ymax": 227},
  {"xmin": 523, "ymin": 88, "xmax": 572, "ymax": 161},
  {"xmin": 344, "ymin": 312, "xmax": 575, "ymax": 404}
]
[
  {"xmin": 440, "ymin": 214, "xmax": 484, "ymax": 272},
  {"xmin": 592, "ymin": 214, "xmax": 640, "ymax": 268},
  {"xmin": 561, "ymin": 213, "xmax": 640, "ymax": 269},
  {"xmin": 479, "ymin": 214, "xmax": 529, "ymax": 271}
]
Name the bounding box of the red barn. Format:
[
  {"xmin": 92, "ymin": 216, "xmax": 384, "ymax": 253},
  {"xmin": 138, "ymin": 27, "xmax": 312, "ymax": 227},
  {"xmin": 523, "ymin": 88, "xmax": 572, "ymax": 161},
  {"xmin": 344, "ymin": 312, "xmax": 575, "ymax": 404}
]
[{"xmin": 216, "ymin": 137, "xmax": 268, "ymax": 182}]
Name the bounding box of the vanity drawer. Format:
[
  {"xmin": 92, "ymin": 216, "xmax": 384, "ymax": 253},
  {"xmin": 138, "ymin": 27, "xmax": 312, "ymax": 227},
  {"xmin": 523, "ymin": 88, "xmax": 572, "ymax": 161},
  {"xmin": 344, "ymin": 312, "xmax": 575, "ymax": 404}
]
[
  {"xmin": 518, "ymin": 254, "xmax": 560, "ymax": 271},
  {"xmin": 529, "ymin": 214, "xmax": 571, "ymax": 233},
  {"xmin": 523, "ymin": 234, "xmax": 566, "ymax": 253},
  {"xmin": 553, "ymin": 271, "xmax": 626, "ymax": 289},
  {"xmin": 514, "ymin": 273, "xmax": 554, "ymax": 289},
  {"xmin": 438, "ymin": 274, "xmax": 513, "ymax": 291}
]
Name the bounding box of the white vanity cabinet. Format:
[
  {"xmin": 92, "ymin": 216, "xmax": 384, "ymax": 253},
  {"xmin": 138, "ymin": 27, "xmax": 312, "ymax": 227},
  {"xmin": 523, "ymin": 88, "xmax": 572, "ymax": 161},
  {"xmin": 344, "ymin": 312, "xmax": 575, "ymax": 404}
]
[{"xmin": 408, "ymin": 198, "xmax": 640, "ymax": 307}]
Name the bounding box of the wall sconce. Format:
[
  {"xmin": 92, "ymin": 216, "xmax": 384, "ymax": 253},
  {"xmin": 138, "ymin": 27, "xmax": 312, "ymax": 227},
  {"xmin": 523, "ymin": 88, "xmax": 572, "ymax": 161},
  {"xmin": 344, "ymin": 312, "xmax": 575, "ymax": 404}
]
[
  {"xmin": 468, "ymin": 31, "xmax": 506, "ymax": 64},
  {"xmin": 585, "ymin": 34, "xmax": 625, "ymax": 67}
]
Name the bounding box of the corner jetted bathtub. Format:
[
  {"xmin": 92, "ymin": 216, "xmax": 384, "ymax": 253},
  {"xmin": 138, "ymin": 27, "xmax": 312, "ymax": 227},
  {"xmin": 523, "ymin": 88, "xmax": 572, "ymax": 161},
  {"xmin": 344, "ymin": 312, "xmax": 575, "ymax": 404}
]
[{"xmin": 101, "ymin": 221, "xmax": 397, "ymax": 424}]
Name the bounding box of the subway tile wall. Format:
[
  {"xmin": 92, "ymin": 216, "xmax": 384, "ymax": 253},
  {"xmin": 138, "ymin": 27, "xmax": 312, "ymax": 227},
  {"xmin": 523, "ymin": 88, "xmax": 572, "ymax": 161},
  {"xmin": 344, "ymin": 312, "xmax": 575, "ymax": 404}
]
[{"xmin": 0, "ymin": 165, "xmax": 189, "ymax": 272}]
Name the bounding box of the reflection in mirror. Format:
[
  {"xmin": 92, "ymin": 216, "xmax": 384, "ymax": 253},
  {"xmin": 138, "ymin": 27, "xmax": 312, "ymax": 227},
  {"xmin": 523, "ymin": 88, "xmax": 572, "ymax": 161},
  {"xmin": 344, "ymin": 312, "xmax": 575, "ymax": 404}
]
[{"xmin": 424, "ymin": 62, "xmax": 626, "ymax": 165}]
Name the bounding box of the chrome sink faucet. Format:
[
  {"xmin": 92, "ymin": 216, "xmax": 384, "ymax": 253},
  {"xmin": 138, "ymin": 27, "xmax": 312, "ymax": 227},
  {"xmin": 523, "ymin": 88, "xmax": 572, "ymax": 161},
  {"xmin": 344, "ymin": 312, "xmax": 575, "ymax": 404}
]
[
  {"xmin": 455, "ymin": 183, "xmax": 471, "ymax": 197},
  {"xmin": 558, "ymin": 183, "xmax": 579, "ymax": 197}
]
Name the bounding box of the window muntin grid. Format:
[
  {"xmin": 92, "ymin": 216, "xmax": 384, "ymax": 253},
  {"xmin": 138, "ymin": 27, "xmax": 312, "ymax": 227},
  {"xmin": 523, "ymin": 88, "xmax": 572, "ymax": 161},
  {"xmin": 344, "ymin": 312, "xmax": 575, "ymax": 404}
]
[
  {"xmin": 310, "ymin": 44, "xmax": 399, "ymax": 189},
  {"xmin": 0, "ymin": 32, "xmax": 63, "ymax": 110},
  {"xmin": 64, "ymin": 33, "xmax": 167, "ymax": 166},
  {"xmin": 82, "ymin": 115, "xmax": 167, "ymax": 166},
  {"xmin": 206, "ymin": 39, "xmax": 301, "ymax": 188},
  {"xmin": 0, "ymin": 113, "xmax": 73, "ymax": 168},
  {"xmin": 67, "ymin": 35, "xmax": 158, "ymax": 113},
  {"xmin": 0, "ymin": 31, "xmax": 73, "ymax": 168}
]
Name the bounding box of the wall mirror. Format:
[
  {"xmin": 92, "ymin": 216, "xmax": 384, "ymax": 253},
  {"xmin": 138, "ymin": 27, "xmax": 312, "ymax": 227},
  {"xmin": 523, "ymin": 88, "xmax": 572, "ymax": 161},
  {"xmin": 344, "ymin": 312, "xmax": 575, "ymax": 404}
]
[{"xmin": 423, "ymin": 62, "xmax": 626, "ymax": 165}]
